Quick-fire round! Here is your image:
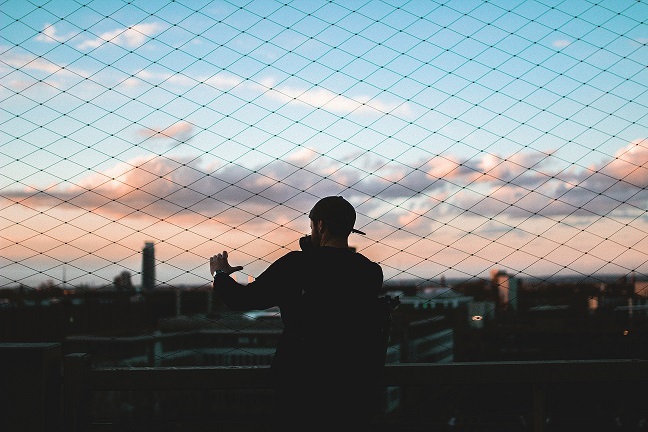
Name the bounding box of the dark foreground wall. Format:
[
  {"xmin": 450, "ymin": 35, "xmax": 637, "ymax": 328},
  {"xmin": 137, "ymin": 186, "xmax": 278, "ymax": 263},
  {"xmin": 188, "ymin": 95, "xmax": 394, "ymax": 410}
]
[{"xmin": 0, "ymin": 343, "xmax": 62, "ymax": 432}]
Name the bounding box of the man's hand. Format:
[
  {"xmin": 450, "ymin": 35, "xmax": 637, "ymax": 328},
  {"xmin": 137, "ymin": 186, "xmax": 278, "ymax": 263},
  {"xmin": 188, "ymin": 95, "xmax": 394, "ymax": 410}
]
[{"xmin": 210, "ymin": 250, "xmax": 244, "ymax": 276}]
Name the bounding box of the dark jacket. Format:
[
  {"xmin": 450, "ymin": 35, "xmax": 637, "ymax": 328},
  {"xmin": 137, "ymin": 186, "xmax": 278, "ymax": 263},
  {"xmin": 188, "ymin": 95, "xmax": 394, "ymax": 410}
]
[{"xmin": 213, "ymin": 246, "xmax": 384, "ymax": 428}]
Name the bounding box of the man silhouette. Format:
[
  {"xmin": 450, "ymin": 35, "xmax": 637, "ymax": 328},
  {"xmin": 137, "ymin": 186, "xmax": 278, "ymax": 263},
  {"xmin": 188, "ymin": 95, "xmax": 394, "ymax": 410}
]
[{"xmin": 210, "ymin": 196, "xmax": 384, "ymax": 430}]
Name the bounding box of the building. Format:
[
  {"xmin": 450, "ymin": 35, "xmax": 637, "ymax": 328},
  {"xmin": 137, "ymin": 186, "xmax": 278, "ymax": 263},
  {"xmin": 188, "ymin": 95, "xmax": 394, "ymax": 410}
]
[
  {"xmin": 491, "ymin": 269, "xmax": 519, "ymax": 313},
  {"xmin": 141, "ymin": 242, "xmax": 155, "ymax": 291}
]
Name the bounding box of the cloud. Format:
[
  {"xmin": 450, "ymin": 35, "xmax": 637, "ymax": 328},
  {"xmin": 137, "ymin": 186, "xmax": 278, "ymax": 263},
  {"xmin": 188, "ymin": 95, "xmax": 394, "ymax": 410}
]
[
  {"xmin": 92, "ymin": 66, "xmax": 399, "ymax": 117},
  {"xmin": 449, "ymin": 140, "xmax": 648, "ymax": 220},
  {"xmin": 123, "ymin": 73, "xmax": 406, "ymax": 116},
  {"xmin": 120, "ymin": 68, "xmax": 243, "ymax": 90},
  {"xmin": 204, "ymin": 73, "xmax": 244, "ymax": 89},
  {"xmin": 76, "ymin": 23, "xmax": 163, "ymax": 50},
  {"xmin": 1, "ymin": 42, "xmax": 94, "ymax": 79},
  {"xmin": 262, "ymin": 82, "xmax": 410, "ymax": 115},
  {"xmin": 3, "ymin": 140, "xmax": 647, "ymax": 231},
  {"xmin": 2, "ymin": 50, "xmax": 71, "ymax": 75},
  {"xmin": 594, "ymin": 139, "xmax": 648, "ymax": 189},
  {"xmin": 0, "ymin": 48, "xmax": 89, "ymax": 94},
  {"xmin": 567, "ymin": 139, "xmax": 648, "ymax": 214},
  {"xmin": 36, "ymin": 24, "xmax": 77, "ymax": 43},
  {"xmin": 2, "ymin": 154, "xmax": 320, "ymax": 225},
  {"xmin": 473, "ymin": 151, "xmax": 556, "ymax": 186},
  {"xmin": 2, "ymin": 141, "xmax": 647, "ymax": 283},
  {"xmin": 552, "ymin": 39, "xmax": 571, "ymax": 49},
  {"xmin": 136, "ymin": 121, "xmax": 195, "ymax": 144}
]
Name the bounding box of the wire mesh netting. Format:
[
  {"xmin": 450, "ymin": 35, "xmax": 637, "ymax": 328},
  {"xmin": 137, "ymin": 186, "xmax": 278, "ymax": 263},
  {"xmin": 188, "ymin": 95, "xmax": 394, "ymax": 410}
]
[{"xmin": 2, "ymin": 1, "xmax": 647, "ymax": 299}]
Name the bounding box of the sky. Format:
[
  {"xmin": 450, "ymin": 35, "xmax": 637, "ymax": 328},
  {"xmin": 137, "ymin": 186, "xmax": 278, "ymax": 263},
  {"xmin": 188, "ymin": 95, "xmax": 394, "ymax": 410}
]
[{"xmin": 1, "ymin": 0, "xmax": 647, "ymax": 288}]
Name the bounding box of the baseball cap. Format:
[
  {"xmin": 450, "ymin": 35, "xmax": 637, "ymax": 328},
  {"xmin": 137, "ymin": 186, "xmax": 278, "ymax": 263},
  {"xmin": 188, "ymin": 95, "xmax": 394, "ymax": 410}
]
[{"xmin": 308, "ymin": 196, "xmax": 366, "ymax": 235}]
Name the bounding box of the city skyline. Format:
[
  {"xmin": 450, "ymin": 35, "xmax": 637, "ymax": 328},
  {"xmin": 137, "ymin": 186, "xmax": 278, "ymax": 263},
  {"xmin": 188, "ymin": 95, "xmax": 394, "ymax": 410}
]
[{"xmin": 1, "ymin": 0, "xmax": 647, "ymax": 287}]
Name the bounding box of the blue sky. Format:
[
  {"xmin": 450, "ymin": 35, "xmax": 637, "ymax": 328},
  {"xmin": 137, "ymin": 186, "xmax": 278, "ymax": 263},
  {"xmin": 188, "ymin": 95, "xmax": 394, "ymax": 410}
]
[{"xmin": 1, "ymin": 0, "xmax": 647, "ymax": 287}]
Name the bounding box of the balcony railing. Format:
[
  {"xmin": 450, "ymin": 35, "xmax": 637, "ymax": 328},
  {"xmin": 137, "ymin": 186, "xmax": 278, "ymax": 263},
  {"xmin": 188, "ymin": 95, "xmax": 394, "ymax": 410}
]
[{"xmin": 2, "ymin": 343, "xmax": 647, "ymax": 432}]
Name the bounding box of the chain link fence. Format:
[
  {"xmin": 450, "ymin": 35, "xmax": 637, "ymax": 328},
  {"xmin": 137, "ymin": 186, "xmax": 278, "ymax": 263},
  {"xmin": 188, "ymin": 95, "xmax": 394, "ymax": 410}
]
[{"xmin": 2, "ymin": 0, "xmax": 647, "ymax": 294}]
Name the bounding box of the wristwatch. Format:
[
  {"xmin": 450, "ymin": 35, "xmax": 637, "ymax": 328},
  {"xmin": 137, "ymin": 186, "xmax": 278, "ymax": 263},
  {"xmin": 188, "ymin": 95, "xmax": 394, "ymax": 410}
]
[{"xmin": 213, "ymin": 269, "xmax": 227, "ymax": 277}]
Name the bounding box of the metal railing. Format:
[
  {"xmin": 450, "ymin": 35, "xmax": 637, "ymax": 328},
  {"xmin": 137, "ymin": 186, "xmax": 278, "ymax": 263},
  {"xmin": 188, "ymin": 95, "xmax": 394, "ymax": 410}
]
[
  {"xmin": 64, "ymin": 354, "xmax": 648, "ymax": 432},
  {"xmin": 3, "ymin": 343, "xmax": 647, "ymax": 432}
]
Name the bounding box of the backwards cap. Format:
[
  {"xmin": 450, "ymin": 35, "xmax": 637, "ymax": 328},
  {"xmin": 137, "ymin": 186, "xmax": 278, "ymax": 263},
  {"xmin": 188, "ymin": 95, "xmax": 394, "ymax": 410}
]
[{"xmin": 308, "ymin": 196, "xmax": 366, "ymax": 235}]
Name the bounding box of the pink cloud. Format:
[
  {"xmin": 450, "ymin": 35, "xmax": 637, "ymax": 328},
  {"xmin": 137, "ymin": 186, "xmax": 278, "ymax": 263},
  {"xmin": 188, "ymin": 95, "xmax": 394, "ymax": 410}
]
[
  {"xmin": 137, "ymin": 121, "xmax": 195, "ymax": 144},
  {"xmin": 426, "ymin": 140, "xmax": 648, "ymax": 221},
  {"xmin": 3, "ymin": 140, "xmax": 647, "ymax": 230},
  {"xmin": 598, "ymin": 139, "xmax": 648, "ymax": 188}
]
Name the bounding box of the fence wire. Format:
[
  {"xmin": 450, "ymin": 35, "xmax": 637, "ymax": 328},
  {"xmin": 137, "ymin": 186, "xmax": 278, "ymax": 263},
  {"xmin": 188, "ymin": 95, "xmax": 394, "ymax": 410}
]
[{"xmin": 1, "ymin": 0, "xmax": 647, "ymax": 301}]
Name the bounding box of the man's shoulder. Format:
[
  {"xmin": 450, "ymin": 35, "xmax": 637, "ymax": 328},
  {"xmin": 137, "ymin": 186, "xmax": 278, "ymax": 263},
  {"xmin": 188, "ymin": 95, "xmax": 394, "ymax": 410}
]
[
  {"xmin": 279, "ymin": 247, "xmax": 381, "ymax": 273},
  {"xmin": 273, "ymin": 250, "xmax": 311, "ymax": 266},
  {"xmin": 271, "ymin": 250, "xmax": 296, "ymax": 261},
  {"xmin": 353, "ymin": 252, "xmax": 383, "ymax": 271}
]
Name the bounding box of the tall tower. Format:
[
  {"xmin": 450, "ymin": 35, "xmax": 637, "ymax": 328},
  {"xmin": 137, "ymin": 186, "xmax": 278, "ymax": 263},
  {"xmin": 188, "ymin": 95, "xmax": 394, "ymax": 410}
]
[
  {"xmin": 142, "ymin": 242, "xmax": 155, "ymax": 291},
  {"xmin": 491, "ymin": 269, "xmax": 518, "ymax": 313}
]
